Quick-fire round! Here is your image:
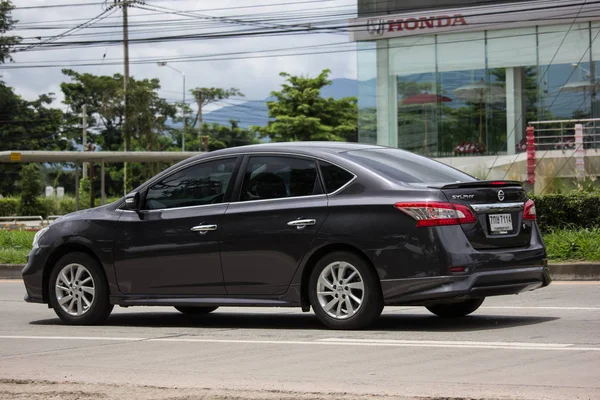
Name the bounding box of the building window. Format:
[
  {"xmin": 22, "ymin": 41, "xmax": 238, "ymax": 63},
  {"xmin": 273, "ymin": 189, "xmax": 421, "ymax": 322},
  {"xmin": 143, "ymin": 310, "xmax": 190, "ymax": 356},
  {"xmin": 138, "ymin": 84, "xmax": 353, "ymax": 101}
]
[{"xmin": 362, "ymin": 22, "xmax": 600, "ymax": 157}]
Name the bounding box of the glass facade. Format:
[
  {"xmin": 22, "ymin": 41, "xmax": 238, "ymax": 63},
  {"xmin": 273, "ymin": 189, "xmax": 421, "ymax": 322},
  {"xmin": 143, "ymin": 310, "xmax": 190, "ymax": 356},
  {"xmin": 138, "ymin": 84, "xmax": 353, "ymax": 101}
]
[{"xmin": 358, "ymin": 22, "xmax": 600, "ymax": 156}]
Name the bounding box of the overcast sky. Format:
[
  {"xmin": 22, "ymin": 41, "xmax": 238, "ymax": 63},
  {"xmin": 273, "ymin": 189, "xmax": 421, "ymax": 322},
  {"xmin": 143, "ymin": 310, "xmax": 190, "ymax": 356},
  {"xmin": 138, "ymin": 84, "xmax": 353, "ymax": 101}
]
[{"xmin": 4, "ymin": 0, "xmax": 357, "ymax": 112}]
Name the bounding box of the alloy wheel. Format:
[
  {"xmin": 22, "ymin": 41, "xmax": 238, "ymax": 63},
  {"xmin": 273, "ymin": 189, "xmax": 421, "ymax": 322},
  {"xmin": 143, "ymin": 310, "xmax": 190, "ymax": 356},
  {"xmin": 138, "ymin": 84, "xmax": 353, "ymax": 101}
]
[
  {"xmin": 316, "ymin": 261, "xmax": 365, "ymax": 320},
  {"xmin": 55, "ymin": 263, "xmax": 96, "ymax": 317}
]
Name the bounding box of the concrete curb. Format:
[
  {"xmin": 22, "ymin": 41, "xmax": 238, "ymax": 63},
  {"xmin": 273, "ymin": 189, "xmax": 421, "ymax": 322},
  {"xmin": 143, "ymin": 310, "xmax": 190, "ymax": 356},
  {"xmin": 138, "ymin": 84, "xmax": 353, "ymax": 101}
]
[
  {"xmin": 0, "ymin": 265, "xmax": 24, "ymax": 279},
  {"xmin": 2, "ymin": 263, "xmax": 600, "ymax": 281},
  {"xmin": 547, "ymin": 263, "xmax": 600, "ymax": 281}
]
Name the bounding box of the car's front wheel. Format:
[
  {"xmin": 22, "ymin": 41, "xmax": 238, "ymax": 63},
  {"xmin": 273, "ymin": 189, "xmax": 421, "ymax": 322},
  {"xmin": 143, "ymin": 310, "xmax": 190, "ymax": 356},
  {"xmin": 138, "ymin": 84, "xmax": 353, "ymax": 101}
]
[
  {"xmin": 308, "ymin": 251, "xmax": 383, "ymax": 330},
  {"xmin": 174, "ymin": 306, "xmax": 218, "ymax": 315},
  {"xmin": 48, "ymin": 252, "xmax": 113, "ymax": 325},
  {"xmin": 426, "ymin": 298, "xmax": 485, "ymax": 318}
]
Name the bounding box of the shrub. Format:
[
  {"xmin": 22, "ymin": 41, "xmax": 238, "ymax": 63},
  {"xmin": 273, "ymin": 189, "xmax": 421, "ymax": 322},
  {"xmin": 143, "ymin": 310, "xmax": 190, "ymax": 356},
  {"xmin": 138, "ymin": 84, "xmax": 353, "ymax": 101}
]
[
  {"xmin": 58, "ymin": 197, "xmax": 77, "ymax": 214},
  {"xmin": 0, "ymin": 195, "xmax": 117, "ymax": 217},
  {"xmin": 544, "ymin": 228, "xmax": 600, "ymax": 261},
  {"xmin": 78, "ymin": 178, "xmax": 91, "ymax": 209},
  {"xmin": 106, "ymin": 197, "xmax": 121, "ymax": 204},
  {"xmin": 0, "ymin": 198, "xmax": 19, "ymax": 217},
  {"xmin": 38, "ymin": 197, "xmax": 56, "ymax": 218},
  {"xmin": 18, "ymin": 164, "xmax": 42, "ymax": 216},
  {"xmin": 531, "ymin": 193, "xmax": 600, "ymax": 232}
]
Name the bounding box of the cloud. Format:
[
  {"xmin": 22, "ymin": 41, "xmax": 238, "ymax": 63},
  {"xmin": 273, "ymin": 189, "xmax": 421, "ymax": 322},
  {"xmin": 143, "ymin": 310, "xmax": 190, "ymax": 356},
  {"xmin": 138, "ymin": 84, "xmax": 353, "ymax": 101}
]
[{"xmin": 6, "ymin": 0, "xmax": 357, "ymax": 108}]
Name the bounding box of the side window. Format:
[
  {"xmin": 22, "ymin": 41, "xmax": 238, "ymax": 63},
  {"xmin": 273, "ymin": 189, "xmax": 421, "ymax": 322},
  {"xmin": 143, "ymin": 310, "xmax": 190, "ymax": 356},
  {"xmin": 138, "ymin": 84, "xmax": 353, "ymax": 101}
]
[
  {"xmin": 241, "ymin": 156, "xmax": 321, "ymax": 201},
  {"xmin": 319, "ymin": 161, "xmax": 355, "ymax": 194},
  {"xmin": 144, "ymin": 158, "xmax": 237, "ymax": 210}
]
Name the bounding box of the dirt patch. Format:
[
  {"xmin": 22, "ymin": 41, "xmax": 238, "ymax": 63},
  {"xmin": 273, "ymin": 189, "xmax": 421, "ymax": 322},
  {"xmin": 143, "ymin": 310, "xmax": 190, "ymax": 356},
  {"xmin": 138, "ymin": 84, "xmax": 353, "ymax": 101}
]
[{"xmin": 0, "ymin": 379, "xmax": 492, "ymax": 400}]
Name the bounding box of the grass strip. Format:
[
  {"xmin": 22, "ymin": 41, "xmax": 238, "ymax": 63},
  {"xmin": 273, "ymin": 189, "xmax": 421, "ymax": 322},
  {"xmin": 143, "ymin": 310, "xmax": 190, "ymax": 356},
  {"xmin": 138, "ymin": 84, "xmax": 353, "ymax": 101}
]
[{"xmin": 0, "ymin": 229, "xmax": 599, "ymax": 264}]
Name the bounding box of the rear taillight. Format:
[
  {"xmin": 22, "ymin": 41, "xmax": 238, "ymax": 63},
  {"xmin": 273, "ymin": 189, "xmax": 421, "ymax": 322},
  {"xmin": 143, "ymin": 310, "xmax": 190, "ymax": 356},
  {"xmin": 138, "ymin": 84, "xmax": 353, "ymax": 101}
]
[
  {"xmin": 524, "ymin": 199, "xmax": 536, "ymax": 221},
  {"xmin": 394, "ymin": 202, "xmax": 477, "ymax": 227}
]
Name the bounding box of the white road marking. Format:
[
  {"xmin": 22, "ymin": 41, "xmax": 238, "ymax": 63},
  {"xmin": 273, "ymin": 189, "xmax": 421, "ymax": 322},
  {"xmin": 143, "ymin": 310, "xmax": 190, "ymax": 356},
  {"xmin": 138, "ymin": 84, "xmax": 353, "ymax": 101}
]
[
  {"xmin": 0, "ymin": 335, "xmax": 145, "ymax": 341},
  {"xmin": 0, "ymin": 335, "xmax": 598, "ymax": 352},
  {"xmin": 318, "ymin": 338, "xmax": 570, "ymax": 347}
]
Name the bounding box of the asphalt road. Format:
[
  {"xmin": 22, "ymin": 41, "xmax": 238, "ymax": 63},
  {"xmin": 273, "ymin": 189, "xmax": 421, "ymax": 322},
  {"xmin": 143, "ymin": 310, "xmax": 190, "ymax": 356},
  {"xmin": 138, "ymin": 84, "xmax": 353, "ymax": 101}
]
[{"xmin": 0, "ymin": 280, "xmax": 599, "ymax": 400}]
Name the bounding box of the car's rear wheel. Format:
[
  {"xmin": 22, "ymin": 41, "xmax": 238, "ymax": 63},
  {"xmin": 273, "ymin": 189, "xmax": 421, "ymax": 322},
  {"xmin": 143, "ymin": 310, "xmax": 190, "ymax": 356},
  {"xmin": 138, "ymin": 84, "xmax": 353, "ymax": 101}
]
[
  {"xmin": 48, "ymin": 252, "xmax": 113, "ymax": 325},
  {"xmin": 426, "ymin": 298, "xmax": 485, "ymax": 318},
  {"xmin": 174, "ymin": 306, "xmax": 218, "ymax": 315},
  {"xmin": 308, "ymin": 251, "xmax": 383, "ymax": 330}
]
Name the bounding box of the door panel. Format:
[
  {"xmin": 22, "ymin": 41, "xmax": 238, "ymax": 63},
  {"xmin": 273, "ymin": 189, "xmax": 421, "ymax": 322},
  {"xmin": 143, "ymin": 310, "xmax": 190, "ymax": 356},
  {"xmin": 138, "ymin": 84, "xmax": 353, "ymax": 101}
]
[
  {"xmin": 220, "ymin": 155, "xmax": 328, "ymax": 295},
  {"xmin": 113, "ymin": 157, "xmax": 238, "ymax": 295},
  {"xmin": 220, "ymin": 197, "xmax": 328, "ymax": 295},
  {"xmin": 115, "ymin": 205, "xmax": 226, "ymax": 295}
]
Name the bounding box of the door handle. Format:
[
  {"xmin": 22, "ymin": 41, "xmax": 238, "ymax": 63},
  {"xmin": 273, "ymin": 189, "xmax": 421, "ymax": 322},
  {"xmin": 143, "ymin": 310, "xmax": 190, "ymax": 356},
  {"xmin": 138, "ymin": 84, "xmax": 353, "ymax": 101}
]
[
  {"xmin": 191, "ymin": 224, "xmax": 218, "ymax": 234},
  {"xmin": 287, "ymin": 219, "xmax": 316, "ymax": 230}
]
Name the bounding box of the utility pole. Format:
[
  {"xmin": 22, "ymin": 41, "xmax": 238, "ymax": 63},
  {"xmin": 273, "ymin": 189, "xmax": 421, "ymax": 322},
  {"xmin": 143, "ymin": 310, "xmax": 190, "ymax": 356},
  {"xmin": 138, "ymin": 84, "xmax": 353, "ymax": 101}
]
[
  {"xmin": 112, "ymin": 0, "xmax": 140, "ymax": 195},
  {"xmin": 121, "ymin": 0, "xmax": 130, "ymax": 195},
  {"xmin": 82, "ymin": 104, "xmax": 87, "ymax": 178}
]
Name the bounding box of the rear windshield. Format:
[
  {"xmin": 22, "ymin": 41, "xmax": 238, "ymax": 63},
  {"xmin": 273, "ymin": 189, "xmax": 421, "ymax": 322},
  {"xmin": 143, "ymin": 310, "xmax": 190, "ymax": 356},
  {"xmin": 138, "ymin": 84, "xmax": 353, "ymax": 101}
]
[{"xmin": 343, "ymin": 148, "xmax": 476, "ymax": 184}]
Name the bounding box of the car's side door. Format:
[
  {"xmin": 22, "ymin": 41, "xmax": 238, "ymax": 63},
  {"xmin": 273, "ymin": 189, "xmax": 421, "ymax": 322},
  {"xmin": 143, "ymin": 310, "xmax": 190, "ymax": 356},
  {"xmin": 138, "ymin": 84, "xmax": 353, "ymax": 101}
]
[
  {"xmin": 220, "ymin": 155, "xmax": 329, "ymax": 295},
  {"xmin": 113, "ymin": 157, "xmax": 239, "ymax": 296}
]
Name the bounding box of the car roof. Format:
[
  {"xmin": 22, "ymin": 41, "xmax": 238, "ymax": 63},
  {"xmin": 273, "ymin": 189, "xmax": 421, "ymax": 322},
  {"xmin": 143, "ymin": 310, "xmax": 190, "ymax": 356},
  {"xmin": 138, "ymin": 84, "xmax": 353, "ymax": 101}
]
[{"xmin": 193, "ymin": 142, "xmax": 381, "ymax": 160}]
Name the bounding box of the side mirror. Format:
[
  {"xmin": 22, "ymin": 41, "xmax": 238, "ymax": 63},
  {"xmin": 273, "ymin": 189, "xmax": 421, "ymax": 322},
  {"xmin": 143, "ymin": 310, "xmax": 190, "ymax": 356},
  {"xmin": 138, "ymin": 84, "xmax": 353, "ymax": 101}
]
[{"xmin": 124, "ymin": 192, "xmax": 140, "ymax": 211}]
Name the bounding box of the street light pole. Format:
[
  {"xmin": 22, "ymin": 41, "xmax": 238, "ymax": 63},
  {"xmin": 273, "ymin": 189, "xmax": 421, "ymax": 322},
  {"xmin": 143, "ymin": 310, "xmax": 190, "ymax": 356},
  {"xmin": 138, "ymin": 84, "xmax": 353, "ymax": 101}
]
[{"xmin": 158, "ymin": 62, "xmax": 186, "ymax": 151}]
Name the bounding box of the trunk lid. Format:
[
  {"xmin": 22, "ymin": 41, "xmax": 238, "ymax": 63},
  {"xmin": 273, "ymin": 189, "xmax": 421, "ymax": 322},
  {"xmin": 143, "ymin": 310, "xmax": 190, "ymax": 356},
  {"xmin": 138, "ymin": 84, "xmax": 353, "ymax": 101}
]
[{"xmin": 433, "ymin": 181, "xmax": 532, "ymax": 250}]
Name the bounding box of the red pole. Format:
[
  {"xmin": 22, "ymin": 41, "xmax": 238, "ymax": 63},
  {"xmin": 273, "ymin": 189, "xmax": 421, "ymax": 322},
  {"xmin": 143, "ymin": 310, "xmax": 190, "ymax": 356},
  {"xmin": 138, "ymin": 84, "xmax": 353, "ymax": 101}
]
[{"xmin": 526, "ymin": 125, "xmax": 536, "ymax": 184}]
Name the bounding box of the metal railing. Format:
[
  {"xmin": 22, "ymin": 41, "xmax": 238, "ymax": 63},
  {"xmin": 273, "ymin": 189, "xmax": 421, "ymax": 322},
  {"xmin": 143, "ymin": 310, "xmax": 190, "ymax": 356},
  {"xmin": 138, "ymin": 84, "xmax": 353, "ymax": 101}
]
[
  {"xmin": 0, "ymin": 216, "xmax": 45, "ymax": 226},
  {"xmin": 528, "ymin": 118, "xmax": 600, "ymax": 151},
  {"xmin": 0, "ymin": 215, "xmax": 67, "ymax": 229}
]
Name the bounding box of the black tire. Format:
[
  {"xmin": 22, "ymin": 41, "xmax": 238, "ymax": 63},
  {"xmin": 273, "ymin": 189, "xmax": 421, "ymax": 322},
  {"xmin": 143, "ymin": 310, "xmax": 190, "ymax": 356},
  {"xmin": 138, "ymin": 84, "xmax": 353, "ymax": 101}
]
[
  {"xmin": 308, "ymin": 251, "xmax": 383, "ymax": 330},
  {"xmin": 426, "ymin": 298, "xmax": 485, "ymax": 318},
  {"xmin": 174, "ymin": 306, "xmax": 218, "ymax": 315},
  {"xmin": 48, "ymin": 252, "xmax": 113, "ymax": 325}
]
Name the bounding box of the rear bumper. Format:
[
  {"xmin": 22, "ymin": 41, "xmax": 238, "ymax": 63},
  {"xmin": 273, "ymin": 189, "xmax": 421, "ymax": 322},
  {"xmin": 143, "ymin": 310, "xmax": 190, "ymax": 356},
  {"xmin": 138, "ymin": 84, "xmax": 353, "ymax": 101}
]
[{"xmin": 381, "ymin": 266, "xmax": 551, "ymax": 306}]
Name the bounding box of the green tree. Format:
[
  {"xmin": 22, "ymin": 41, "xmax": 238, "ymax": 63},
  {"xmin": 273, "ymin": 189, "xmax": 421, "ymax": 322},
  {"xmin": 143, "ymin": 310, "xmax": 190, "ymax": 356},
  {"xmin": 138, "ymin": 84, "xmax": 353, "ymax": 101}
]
[
  {"xmin": 170, "ymin": 101, "xmax": 196, "ymax": 150},
  {"xmin": 18, "ymin": 164, "xmax": 42, "ymax": 216},
  {"xmin": 201, "ymin": 120, "xmax": 259, "ymax": 150},
  {"xmin": 0, "ymin": 82, "xmax": 74, "ymax": 195},
  {"xmin": 78, "ymin": 177, "xmax": 91, "ymax": 209},
  {"xmin": 60, "ymin": 69, "xmax": 177, "ymax": 194},
  {"xmin": 190, "ymin": 87, "xmax": 244, "ymax": 149},
  {"xmin": 0, "ymin": 0, "xmax": 20, "ymax": 64},
  {"xmin": 257, "ymin": 69, "xmax": 358, "ymax": 142}
]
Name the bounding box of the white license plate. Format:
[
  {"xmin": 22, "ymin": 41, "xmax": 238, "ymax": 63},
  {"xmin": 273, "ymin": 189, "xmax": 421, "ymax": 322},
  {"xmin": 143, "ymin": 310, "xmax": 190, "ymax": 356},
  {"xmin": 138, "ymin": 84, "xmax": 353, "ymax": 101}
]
[{"xmin": 489, "ymin": 214, "xmax": 513, "ymax": 233}]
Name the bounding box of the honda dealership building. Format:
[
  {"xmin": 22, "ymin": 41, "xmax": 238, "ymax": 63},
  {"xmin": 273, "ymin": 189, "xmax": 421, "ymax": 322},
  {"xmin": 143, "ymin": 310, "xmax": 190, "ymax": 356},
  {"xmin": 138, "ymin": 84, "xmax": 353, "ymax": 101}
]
[{"xmin": 352, "ymin": 0, "xmax": 600, "ymax": 157}]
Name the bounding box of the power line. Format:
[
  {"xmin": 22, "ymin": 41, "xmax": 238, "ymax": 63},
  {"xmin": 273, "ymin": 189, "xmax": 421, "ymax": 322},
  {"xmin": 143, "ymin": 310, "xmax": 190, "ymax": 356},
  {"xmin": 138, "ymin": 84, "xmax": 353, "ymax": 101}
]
[
  {"xmin": 10, "ymin": 40, "xmax": 353, "ymax": 66},
  {"xmin": 12, "ymin": 0, "xmax": 190, "ymax": 10},
  {"xmin": 3, "ymin": 21, "xmax": 596, "ymax": 70},
  {"xmin": 13, "ymin": 0, "xmax": 593, "ymax": 31},
  {"xmin": 13, "ymin": 0, "xmax": 592, "ymax": 32},
  {"xmin": 11, "ymin": 8, "xmax": 600, "ymax": 57},
  {"xmin": 135, "ymin": 2, "xmax": 292, "ymax": 32},
  {"xmin": 14, "ymin": 0, "xmax": 340, "ymax": 27},
  {"xmin": 17, "ymin": 7, "xmax": 118, "ymax": 53}
]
